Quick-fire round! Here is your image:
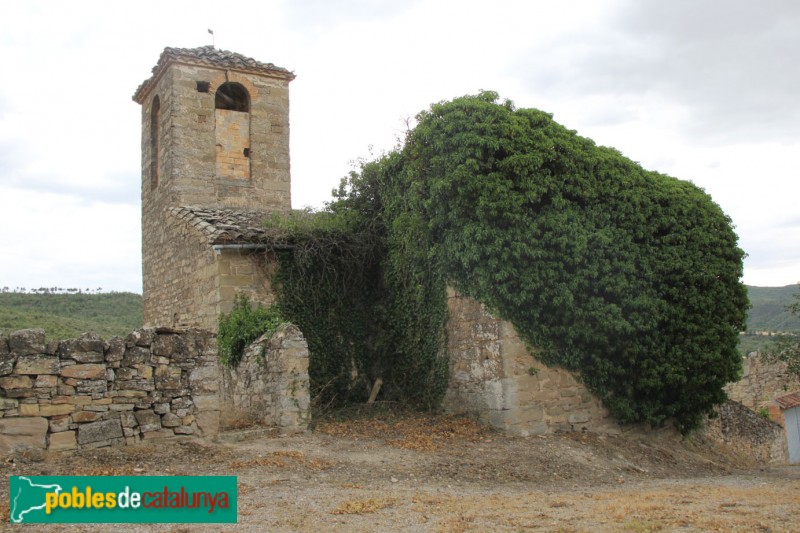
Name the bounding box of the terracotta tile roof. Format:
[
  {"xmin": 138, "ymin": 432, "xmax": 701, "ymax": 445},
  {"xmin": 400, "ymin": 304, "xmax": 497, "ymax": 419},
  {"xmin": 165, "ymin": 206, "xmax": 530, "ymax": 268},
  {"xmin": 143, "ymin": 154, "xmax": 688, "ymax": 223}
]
[
  {"xmin": 133, "ymin": 45, "xmax": 295, "ymax": 103},
  {"xmin": 775, "ymin": 391, "xmax": 800, "ymax": 410},
  {"xmin": 168, "ymin": 206, "xmax": 275, "ymax": 246}
]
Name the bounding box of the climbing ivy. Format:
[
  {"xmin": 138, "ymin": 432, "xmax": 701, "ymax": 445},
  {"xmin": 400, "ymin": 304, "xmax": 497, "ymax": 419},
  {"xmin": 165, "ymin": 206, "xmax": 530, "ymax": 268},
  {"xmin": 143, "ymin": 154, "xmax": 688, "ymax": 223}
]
[
  {"xmin": 396, "ymin": 91, "xmax": 748, "ymax": 431},
  {"xmin": 264, "ymin": 163, "xmax": 448, "ymax": 409}
]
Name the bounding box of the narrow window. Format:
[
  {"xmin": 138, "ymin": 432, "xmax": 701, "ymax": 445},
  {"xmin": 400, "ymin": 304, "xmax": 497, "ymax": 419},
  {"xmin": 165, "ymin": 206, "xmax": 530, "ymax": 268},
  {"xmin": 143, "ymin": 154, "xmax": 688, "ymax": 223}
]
[
  {"xmin": 214, "ymin": 83, "xmax": 251, "ymax": 179},
  {"xmin": 150, "ymin": 95, "xmax": 160, "ymax": 188}
]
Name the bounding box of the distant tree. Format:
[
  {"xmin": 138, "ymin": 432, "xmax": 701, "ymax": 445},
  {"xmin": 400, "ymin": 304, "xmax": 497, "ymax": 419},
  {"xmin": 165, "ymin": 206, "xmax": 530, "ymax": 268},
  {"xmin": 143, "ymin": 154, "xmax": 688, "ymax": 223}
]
[{"xmin": 763, "ymin": 286, "xmax": 800, "ymax": 378}]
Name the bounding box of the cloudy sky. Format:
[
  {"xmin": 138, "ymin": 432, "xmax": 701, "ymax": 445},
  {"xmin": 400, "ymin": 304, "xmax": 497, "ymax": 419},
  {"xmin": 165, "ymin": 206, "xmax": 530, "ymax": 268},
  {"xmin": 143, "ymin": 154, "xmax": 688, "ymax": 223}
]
[{"xmin": 0, "ymin": 0, "xmax": 797, "ymax": 293}]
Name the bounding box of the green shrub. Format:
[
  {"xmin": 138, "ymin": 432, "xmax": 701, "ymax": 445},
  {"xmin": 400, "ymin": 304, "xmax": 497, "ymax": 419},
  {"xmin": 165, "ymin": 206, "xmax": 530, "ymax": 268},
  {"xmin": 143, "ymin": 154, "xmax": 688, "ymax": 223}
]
[{"xmin": 217, "ymin": 295, "xmax": 284, "ymax": 368}]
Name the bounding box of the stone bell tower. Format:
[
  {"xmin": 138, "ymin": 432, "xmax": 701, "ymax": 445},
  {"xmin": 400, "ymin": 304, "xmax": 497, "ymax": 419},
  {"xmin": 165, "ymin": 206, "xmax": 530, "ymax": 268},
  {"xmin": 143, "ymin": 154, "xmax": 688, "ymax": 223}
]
[{"xmin": 133, "ymin": 46, "xmax": 295, "ymax": 328}]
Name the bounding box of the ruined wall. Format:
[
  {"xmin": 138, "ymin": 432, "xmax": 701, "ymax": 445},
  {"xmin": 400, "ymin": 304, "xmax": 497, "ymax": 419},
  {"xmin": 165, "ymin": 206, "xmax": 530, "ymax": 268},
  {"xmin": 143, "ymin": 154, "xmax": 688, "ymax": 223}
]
[
  {"xmin": 725, "ymin": 353, "xmax": 800, "ymax": 424},
  {"xmin": 221, "ymin": 323, "xmax": 310, "ymax": 432},
  {"xmin": 442, "ymin": 290, "xmax": 619, "ymax": 435},
  {"xmin": 0, "ymin": 327, "xmax": 310, "ymax": 454}
]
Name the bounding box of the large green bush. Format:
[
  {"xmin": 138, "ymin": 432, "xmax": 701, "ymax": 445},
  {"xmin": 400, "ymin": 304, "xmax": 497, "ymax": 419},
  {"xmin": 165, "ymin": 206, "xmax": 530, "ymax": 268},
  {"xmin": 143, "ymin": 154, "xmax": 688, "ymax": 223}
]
[{"xmin": 395, "ymin": 91, "xmax": 748, "ymax": 431}]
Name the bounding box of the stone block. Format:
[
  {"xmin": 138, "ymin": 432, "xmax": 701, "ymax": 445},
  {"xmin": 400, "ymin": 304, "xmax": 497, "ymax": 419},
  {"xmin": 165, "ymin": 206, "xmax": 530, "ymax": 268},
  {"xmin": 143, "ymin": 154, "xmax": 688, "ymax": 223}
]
[
  {"xmin": 155, "ymin": 376, "xmax": 182, "ymax": 391},
  {"xmin": 77, "ymin": 419, "xmax": 123, "ymax": 445},
  {"xmin": 152, "ymin": 334, "xmax": 187, "ymax": 358},
  {"xmin": 49, "ymin": 430, "xmax": 77, "ymax": 451},
  {"xmin": 115, "ymin": 368, "xmax": 136, "ymax": 380},
  {"xmin": 0, "ymin": 375, "xmax": 33, "ymax": 389},
  {"xmin": 195, "ymin": 410, "xmax": 219, "ymax": 436},
  {"xmin": 19, "ymin": 404, "xmax": 40, "ymax": 416},
  {"xmin": 112, "ymin": 390, "xmax": 148, "ymax": 398},
  {"xmin": 126, "ymin": 329, "xmax": 155, "ymax": 348},
  {"xmin": 15, "ymin": 355, "xmax": 59, "ymax": 375},
  {"xmin": 115, "ymin": 379, "xmax": 154, "ymax": 392},
  {"xmin": 122, "ymin": 346, "xmax": 150, "ymax": 366},
  {"xmin": 109, "ymin": 404, "xmax": 135, "ymax": 411},
  {"xmin": 120, "ymin": 412, "xmax": 137, "ymax": 427},
  {"xmin": 34, "ymin": 375, "xmax": 58, "ymax": 388},
  {"xmin": 61, "ymin": 364, "xmax": 107, "ymax": 380},
  {"xmin": 161, "ymin": 412, "xmax": 181, "ymax": 427},
  {"xmin": 135, "ymin": 364, "xmax": 153, "ymax": 379},
  {"xmin": 173, "ymin": 425, "xmax": 194, "ymax": 435},
  {"xmin": 39, "ymin": 404, "xmax": 75, "ymax": 417},
  {"xmin": 49, "ymin": 415, "xmax": 70, "ymax": 433},
  {"xmin": 76, "ymin": 380, "xmax": 107, "ymax": 394},
  {"xmin": 58, "ymin": 338, "xmax": 104, "ymax": 363},
  {"xmin": 57, "ymin": 384, "xmax": 76, "ymax": 396},
  {"xmin": 0, "ymin": 398, "xmax": 19, "ymax": 410},
  {"xmin": 8, "ymin": 329, "xmax": 46, "ymax": 356},
  {"xmin": 171, "ymin": 397, "xmax": 193, "ymax": 410},
  {"xmin": 154, "ymin": 403, "xmax": 169, "ymax": 414},
  {"xmin": 5, "ymin": 388, "xmax": 37, "ymax": 399},
  {"xmin": 0, "ymin": 417, "xmax": 48, "ymax": 452},
  {"xmin": 134, "ymin": 409, "xmax": 162, "ymax": 433},
  {"xmin": 105, "ymin": 337, "xmax": 125, "ymax": 362},
  {"xmin": 0, "ymin": 351, "xmax": 16, "ymax": 376},
  {"xmin": 72, "ymin": 411, "xmax": 101, "ymax": 423}
]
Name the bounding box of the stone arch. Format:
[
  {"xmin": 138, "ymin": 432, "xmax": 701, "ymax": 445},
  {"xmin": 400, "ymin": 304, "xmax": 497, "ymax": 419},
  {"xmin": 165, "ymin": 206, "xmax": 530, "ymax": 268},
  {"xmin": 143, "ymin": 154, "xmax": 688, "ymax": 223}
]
[{"xmin": 215, "ymin": 82, "xmax": 250, "ymax": 112}]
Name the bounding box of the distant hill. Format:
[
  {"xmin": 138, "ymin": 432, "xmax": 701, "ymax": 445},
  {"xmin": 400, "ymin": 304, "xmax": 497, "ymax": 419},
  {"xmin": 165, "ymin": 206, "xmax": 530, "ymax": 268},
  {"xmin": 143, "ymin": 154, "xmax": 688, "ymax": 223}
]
[
  {"xmin": 745, "ymin": 284, "xmax": 800, "ymax": 333},
  {"xmin": 0, "ymin": 292, "xmax": 142, "ymax": 341},
  {"xmin": 0, "ymin": 285, "xmax": 796, "ymax": 347}
]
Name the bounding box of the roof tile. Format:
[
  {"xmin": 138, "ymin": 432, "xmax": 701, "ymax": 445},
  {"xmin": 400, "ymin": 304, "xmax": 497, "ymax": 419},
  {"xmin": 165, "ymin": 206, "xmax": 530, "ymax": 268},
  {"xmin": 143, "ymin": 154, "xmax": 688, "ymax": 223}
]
[
  {"xmin": 775, "ymin": 391, "xmax": 800, "ymax": 410},
  {"xmin": 133, "ymin": 45, "xmax": 295, "ymax": 103},
  {"xmin": 168, "ymin": 206, "xmax": 274, "ymax": 245}
]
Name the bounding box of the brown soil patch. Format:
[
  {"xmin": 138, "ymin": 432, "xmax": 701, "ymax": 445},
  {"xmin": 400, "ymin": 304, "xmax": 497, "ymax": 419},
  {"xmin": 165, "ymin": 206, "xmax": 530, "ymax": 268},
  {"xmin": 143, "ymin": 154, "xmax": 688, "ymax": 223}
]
[{"xmin": 1, "ymin": 412, "xmax": 797, "ymax": 531}]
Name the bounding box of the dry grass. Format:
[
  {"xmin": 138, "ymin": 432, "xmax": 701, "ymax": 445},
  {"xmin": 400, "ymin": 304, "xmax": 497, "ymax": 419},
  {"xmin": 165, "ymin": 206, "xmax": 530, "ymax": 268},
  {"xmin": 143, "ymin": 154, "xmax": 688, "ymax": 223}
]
[
  {"xmin": 331, "ymin": 497, "xmax": 395, "ymax": 515},
  {"xmin": 317, "ymin": 413, "xmax": 492, "ymax": 451},
  {"xmin": 230, "ymin": 449, "xmax": 334, "ymax": 470}
]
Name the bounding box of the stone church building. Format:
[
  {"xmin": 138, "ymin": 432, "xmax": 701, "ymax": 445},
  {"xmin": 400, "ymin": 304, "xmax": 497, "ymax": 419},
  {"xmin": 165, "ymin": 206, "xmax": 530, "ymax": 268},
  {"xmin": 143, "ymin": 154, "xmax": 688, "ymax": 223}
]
[{"xmin": 133, "ymin": 46, "xmax": 619, "ymax": 436}]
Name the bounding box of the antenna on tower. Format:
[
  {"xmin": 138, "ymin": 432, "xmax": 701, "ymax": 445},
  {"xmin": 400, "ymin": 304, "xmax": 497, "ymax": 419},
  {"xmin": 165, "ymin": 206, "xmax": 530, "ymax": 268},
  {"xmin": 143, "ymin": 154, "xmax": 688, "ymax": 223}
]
[{"xmin": 208, "ymin": 28, "xmax": 215, "ymax": 48}]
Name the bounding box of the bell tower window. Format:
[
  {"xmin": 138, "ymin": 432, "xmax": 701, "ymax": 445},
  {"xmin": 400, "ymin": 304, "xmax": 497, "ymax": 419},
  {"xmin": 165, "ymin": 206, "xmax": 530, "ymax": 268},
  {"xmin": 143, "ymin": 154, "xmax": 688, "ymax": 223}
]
[{"xmin": 214, "ymin": 82, "xmax": 251, "ymax": 179}]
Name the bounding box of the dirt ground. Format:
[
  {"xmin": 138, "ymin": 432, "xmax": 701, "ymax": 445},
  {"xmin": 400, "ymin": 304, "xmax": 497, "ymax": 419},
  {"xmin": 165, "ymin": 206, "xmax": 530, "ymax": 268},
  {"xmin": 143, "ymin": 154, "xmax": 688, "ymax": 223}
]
[{"xmin": 2, "ymin": 412, "xmax": 798, "ymax": 532}]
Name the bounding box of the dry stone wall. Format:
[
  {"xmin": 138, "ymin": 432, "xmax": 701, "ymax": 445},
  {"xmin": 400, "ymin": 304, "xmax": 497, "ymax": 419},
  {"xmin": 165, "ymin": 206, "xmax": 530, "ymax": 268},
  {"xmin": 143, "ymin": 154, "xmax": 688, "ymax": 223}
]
[
  {"xmin": 0, "ymin": 326, "xmax": 310, "ymax": 454},
  {"xmin": 725, "ymin": 353, "xmax": 800, "ymax": 424}
]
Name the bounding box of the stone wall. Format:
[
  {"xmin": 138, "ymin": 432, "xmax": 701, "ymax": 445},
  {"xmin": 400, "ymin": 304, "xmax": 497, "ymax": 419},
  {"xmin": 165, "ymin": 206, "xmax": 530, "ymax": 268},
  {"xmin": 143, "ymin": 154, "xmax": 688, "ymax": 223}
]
[
  {"xmin": 0, "ymin": 327, "xmax": 310, "ymax": 454},
  {"xmin": 442, "ymin": 289, "xmax": 619, "ymax": 435},
  {"xmin": 725, "ymin": 353, "xmax": 800, "ymax": 424},
  {"xmin": 221, "ymin": 323, "xmax": 310, "ymax": 432},
  {"xmin": 701, "ymin": 400, "xmax": 788, "ymax": 464}
]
